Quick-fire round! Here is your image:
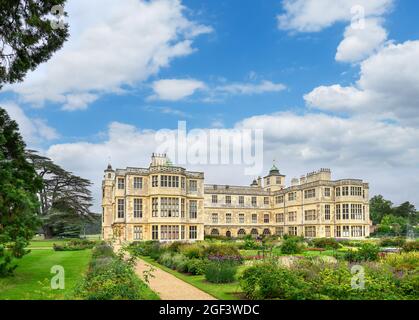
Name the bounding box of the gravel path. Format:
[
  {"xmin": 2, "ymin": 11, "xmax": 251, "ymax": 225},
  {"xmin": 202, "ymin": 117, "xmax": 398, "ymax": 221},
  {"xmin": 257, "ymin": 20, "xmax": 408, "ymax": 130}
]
[{"xmin": 135, "ymin": 258, "xmax": 216, "ymax": 300}]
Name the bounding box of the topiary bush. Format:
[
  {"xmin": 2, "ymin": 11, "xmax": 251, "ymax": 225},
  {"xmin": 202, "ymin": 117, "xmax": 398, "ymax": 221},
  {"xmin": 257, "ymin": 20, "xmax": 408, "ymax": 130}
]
[
  {"xmin": 311, "ymin": 238, "xmax": 339, "ymax": 250},
  {"xmin": 280, "ymin": 237, "xmax": 304, "ymax": 254},
  {"xmin": 186, "ymin": 258, "xmax": 209, "ymax": 275},
  {"xmin": 379, "ymin": 237, "xmax": 406, "ymax": 248}
]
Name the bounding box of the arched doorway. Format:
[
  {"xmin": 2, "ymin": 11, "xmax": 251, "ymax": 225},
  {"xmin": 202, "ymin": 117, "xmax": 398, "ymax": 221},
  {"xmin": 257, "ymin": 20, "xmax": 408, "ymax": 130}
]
[
  {"xmin": 211, "ymin": 228, "xmax": 220, "ymax": 236},
  {"xmin": 237, "ymin": 229, "xmax": 246, "ymax": 238},
  {"xmin": 263, "ymin": 228, "xmax": 271, "ymax": 236},
  {"xmin": 226, "ymin": 230, "xmax": 232, "ymax": 238},
  {"xmin": 251, "ymin": 228, "xmax": 259, "ymax": 238}
]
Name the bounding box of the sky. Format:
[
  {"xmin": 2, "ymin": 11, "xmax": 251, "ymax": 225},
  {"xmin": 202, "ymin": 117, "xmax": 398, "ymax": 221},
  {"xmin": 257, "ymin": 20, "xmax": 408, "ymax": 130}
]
[{"xmin": 1, "ymin": 0, "xmax": 419, "ymax": 212}]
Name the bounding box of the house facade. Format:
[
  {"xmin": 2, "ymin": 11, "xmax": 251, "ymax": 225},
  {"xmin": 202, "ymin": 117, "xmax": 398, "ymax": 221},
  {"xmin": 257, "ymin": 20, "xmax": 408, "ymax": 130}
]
[{"xmin": 102, "ymin": 154, "xmax": 371, "ymax": 243}]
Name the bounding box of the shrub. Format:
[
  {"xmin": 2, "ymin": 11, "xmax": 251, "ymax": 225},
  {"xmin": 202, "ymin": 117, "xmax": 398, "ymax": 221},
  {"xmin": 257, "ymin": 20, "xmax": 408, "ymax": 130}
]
[
  {"xmin": 158, "ymin": 252, "xmax": 173, "ymax": 268},
  {"xmin": 311, "ymin": 238, "xmax": 339, "ymax": 250},
  {"xmin": 383, "ymin": 252, "xmax": 419, "ymax": 271},
  {"xmin": 75, "ymin": 244, "xmax": 156, "ymax": 300},
  {"xmin": 204, "ymin": 259, "xmax": 237, "ymax": 284},
  {"xmin": 240, "ymin": 262, "xmax": 311, "ymax": 300},
  {"xmin": 203, "ymin": 243, "xmax": 241, "ymax": 258},
  {"xmin": 53, "ymin": 239, "xmax": 96, "ymax": 251},
  {"xmin": 379, "ymin": 237, "xmax": 406, "ymax": 248},
  {"xmin": 344, "ymin": 243, "xmax": 380, "ymax": 262},
  {"xmin": 180, "ymin": 244, "xmax": 204, "ymax": 259},
  {"xmin": 128, "ymin": 241, "xmax": 163, "ymax": 259},
  {"xmin": 167, "ymin": 241, "xmax": 185, "ymax": 253},
  {"xmin": 187, "ymin": 259, "xmax": 208, "ymax": 275},
  {"xmin": 402, "ymin": 241, "xmax": 419, "ymax": 252},
  {"xmin": 242, "ymin": 238, "xmax": 263, "ymax": 250},
  {"xmin": 171, "ymin": 254, "xmax": 188, "ymax": 272},
  {"xmin": 280, "ymin": 237, "xmax": 304, "ymax": 254}
]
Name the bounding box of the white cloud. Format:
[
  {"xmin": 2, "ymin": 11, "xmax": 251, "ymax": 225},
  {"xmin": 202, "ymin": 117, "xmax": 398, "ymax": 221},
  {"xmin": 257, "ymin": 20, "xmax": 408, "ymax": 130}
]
[
  {"xmin": 305, "ymin": 40, "xmax": 419, "ymax": 123},
  {"xmin": 45, "ymin": 112, "xmax": 419, "ymax": 211},
  {"xmin": 215, "ymin": 81, "xmax": 286, "ymax": 95},
  {"xmin": 149, "ymin": 79, "xmax": 206, "ymax": 101},
  {"xmin": 278, "ymin": 0, "xmax": 393, "ymax": 62},
  {"xmin": 1, "ymin": 102, "xmax": 59, "ymax": 147},
  {"xmin": 7, "ymin": 0, "xmax": 212, "ymax": 110},
  {"xmin": 336, "ymin": 18, "xmax": 388, "ymax": 63}
]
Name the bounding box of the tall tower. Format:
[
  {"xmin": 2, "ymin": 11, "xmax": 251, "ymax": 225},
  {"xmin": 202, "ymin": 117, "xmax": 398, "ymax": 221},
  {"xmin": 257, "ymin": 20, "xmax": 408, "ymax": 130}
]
[
  {"xmin": 263, "ymin": 161, "xmax": 286, "ymax": 192},
  {"xmin": 102, "ymin": 164, "xmax": 115, "ymax": 240}
]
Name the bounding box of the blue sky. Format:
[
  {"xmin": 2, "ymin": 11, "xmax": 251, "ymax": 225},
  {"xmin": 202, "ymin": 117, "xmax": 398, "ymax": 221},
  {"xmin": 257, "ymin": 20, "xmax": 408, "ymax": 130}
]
[{"xmin": 1, "ymin": 0, "xmax": 419, "ymax": 211}]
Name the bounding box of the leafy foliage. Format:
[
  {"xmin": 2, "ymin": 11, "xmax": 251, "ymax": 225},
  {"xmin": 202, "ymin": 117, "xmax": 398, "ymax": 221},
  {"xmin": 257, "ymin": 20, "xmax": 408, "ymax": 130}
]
[
  {"xmin": 0, "ymin": 108, "xmax": 41, "ymax": 277},
  {"xmin": 204, "ymin": 258, "xmax": 238, "ymax": 284},
  {"xmin": 344, "ymin": 243, "xmax": 380, "ymax": 262},
  {"xmin": 0, "ymin": 0, "xmax": 69, "ymax": 88},
  {"xmin": 280, "ymin": 237, "xmax": 304, "ymax": 254},
  {"xmin": 311, "ymin": 238, "xmax": 340, "ymax": 249},
  {"xmin": 53, "ymin": 238, "xmax": 96, "ymax": 251}
]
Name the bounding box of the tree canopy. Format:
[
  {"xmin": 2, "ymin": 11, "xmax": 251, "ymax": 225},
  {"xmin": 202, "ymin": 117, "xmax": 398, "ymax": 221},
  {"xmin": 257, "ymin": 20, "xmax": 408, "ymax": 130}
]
[
  {"xmin": 0, "ymin": 0, "xmax": 69, "ymax": 88},
  {"xmin": 0, "ymin": 108, "xmax": 42, "ymax": 276}
]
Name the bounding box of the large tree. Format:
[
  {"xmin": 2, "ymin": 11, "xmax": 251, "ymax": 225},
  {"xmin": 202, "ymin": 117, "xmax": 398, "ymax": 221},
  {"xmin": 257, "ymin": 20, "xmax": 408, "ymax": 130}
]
[
  {"xmin": 369, "ymin": 195, "xmax": 393, "ymax": 225},
  {"xmin": 27, "ymin": 151, "xmax": 94, "ymax": 238},
  {"xmin": 0, "ymin": 0, "xmax": 69, "ymax": 88},
  {"xmin": 0, "ymin": 108, "xmax": 42, "ymax": 276}
]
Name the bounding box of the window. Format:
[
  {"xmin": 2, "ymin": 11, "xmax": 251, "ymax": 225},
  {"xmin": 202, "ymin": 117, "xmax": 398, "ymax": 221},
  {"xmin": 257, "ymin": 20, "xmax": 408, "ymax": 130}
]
[
  {"xmin": 226, "ymin": 213, "xmax": 232, "ymax": 224},
  {"xmin": 117, "ymin": 199, "xmax": 125, "ymax": 219},
  {"xmin": 342, "ymin": 204, "xmax": 350, "ymax": 220},
  {"xmin": 264, "ymin": 214, "xmax": 270, "ymax": 223},
  {"xmin": 336, "ymin": 204, "xmax": 341, "ymax": 220},
  {"xmin": 189, "ymin": 226, "xmax": 197, "ymax": 239},
  {"xmin": 118, "ymin": 178, "xmax": 125, "ymax": 190},
  {"xmin": 336, "ymin": 187, "xmax": 341, "ymax": 197},
  {"xmin": 211, "ymin": 229, "xmax": 220, "ymax": 236},
  {"xmin": 276, "ymin": 213, "xmax": 284, "ymax": 223},
  {"xmin": 189, "ymin": 180, "xmax": 197, "ymax": 192},
  {"xmin": 251, "ymin": 197, "xmax": 257, "ymax": 207},
  {"xmin": 133, "ymin": 199, "xmax": 143, "ymax": 218},
  {"xmin": 152, "ymin": 175, "xmax": 158, "ymax": 187},
  {"xmin": 350, "ymin": 186, "xmax": 362, "ymax": 196},
  {"xmin": 181, "ymin": 226, "xmax": 185, "ymax": 240},
  {"xmin": 263, "ymin": 228, "xmax": 271, "ymax": 236},
  {"xmin": 189, "ymin": 200, "xmax": 197, "ymax": 219},
  {"xmin": 161, "ymin": 225, "xmax": 179, "ymax": 240},
  {"xmin": 251, "ymin": 228, "xmax": 258, "ymax": 237},
  {"xmin": 288, "ymin": 192, "xmax": 296, "ymax": 201},
  {"xmin": 276, "ymin": 177, "xmax": 281, "ymax": 184},
  {"xmin": 305, "ymin": 226, "xmax": 316, "ymax": 237},
  {"xmin": 160, "ymin": 175, "xmax": 179, "ymax": 188},
  {"xmin": 134, "ymin": 226, "xmax": 143, "ymax": 240},
  {"xmin": 335, "ymin": 226, "xmax": 341, "ymax": 237},
  {"xmin": 133, "ymin": 177, "xmax": 143, "ymax": 189},
  {"xmin": 342, "ymin": 186, "xmax": 349, "ymax": 196},
  {"xmin": 152, "ymin": 225, "xmax": 159, "ymax": 240},
  {"xmin": 152, "ymin": 197, "xmax": 158, "ymax": 217},
  {"xmin": 239, "ymin": 214, "xmax": 245, "ymax": 224},
  {"xmin": 276, "ymin": 227, "xmax": 284, "ymax": 237},
  {"xmin": 342, "ymin": 226, "xmax": 350, "ymax": 237},
  {"xmin": 304, "ymin": 210, "xmax": 316, "ymax": 221},
  {"xmin": 181, "ymin": 177, "xmax": 185, "ymax": 189},
  {"xmin": 266, "ymin": 177, "xmax": 270, "ymax": 185},
  {"xmin": 237, "ymin": 229, "xmax": 246, "ymax": 237},
  {"xmin": 181, "ymin": 199, "xmax": 185, "ymax": 218},
  {"xmin": 351, "ymin": 204, "xmax": 363, "ymax": 220},
  {"xmin": 239, "ymin": 196, "xmax": 244, "ymax": 206},
  {"xmin": 351, "ymin": 226, "xmax": 363, "ymax": 237},
  {"xmin": 325, "ymin": 205, "xmax": 330, "ymax": 220},
  {"xmin": 288, "ymin": 226, "xmax": 297, "ymax": 236},
  {"xmin": 212, "ymin": 195, "xmax": 218, "ymax": 204},
  {"xmin": 212, "ymin": 213, "xmax": 218, "ymax": 224},
  {"xmin": 288, "ymin": 212, "xmax": 296, "ymax": 222},
  {"xmin": 324, "ymin": 188, "xmax": 331, "ymax": 197},
  {"xmin": 160, "ymin": 197, "xmax": 179, "ymax": 217},
  {"xmin": 325, "ymin": 226, "xmax": 331, "ymax": 238},
  {"xmin": 275, "ymin": 195, "xmax": 284, "ymax": 204},
  {"xmin": 226, "ymin": 196, "xmax": 231, "ymax": 204},
  {"xmin": 304, "ymin": 189, "xmax": 316, "ymax": 199},
  {"xmin": 252, "ymin": 214, "xmax": 257, "ymax": 224},
  {"xmin": 264, "ymin": 197, "xmax": 269, "ymax": 205}
]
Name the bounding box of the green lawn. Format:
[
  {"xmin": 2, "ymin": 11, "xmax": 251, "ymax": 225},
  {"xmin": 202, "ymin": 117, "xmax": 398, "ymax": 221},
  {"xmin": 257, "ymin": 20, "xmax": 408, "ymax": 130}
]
[
  {"xmin": 0, "ymin": 249, "xmax": 92, "ymax": 300},
  {"xmin": 27, "ymin": 240, "xmax": 69, "ymax": 249},
  {"xmin": 141, "ymin": 256, "xmax": 245, "ymax": 300}
]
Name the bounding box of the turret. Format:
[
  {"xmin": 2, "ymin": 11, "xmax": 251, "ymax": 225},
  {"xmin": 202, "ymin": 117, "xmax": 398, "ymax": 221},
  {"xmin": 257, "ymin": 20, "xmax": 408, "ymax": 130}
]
[{"xmin": 263, "ymin": 161, "xmax": 285, "ymax": 192}]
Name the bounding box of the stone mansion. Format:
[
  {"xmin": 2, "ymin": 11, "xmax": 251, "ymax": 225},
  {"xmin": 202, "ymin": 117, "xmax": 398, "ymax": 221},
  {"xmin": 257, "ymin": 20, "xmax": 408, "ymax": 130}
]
[{"xmin": 102, "ymin": 154, "xmax": 371, "ymax": 243}]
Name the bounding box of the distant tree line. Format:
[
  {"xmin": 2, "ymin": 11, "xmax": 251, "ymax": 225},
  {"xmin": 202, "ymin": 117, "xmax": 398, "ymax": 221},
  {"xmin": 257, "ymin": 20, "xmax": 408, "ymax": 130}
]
[{"xmin": 370, "ymin": 195, "xmax": 418, "ymax": 237}]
